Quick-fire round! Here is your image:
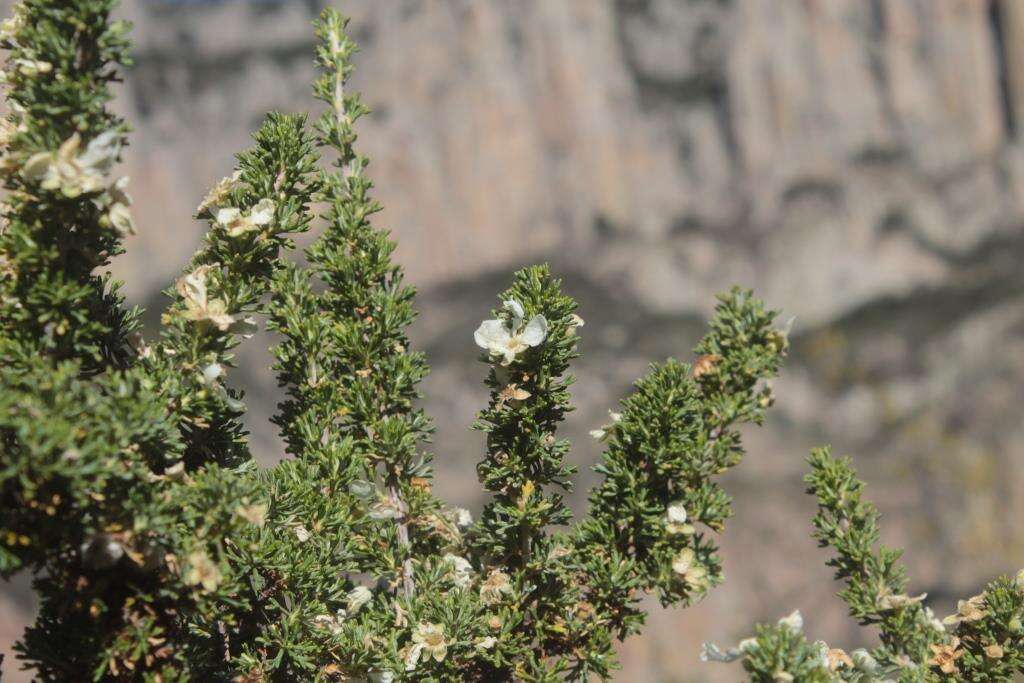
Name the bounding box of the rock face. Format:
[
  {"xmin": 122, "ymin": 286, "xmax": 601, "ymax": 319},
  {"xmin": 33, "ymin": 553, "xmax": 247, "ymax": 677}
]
[{"xmin": 3, "ymin": 1, "xmax": 1024, "ymax": 680}]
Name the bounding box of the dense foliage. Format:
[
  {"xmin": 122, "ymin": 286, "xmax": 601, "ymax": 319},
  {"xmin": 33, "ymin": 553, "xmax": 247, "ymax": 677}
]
[{"xmin": 0, "ymin": 2, "xmax": 1020, "ymax": 681}]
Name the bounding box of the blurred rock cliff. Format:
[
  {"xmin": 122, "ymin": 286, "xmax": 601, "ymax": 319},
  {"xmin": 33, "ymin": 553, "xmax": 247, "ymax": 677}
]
[{"xmin": 3, "ymin": 1, "xmax": 1024, "ymax": 681}]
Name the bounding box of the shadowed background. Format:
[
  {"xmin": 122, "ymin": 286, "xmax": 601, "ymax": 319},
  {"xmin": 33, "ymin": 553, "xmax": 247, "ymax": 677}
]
[{"xmin": 3, "ymin": 0, "xmax": 1024, "ymax": 681}]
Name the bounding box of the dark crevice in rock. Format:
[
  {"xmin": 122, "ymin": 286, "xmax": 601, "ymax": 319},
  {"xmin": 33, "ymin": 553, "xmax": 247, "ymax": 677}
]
[
  {"xmin": 987, "ymin": 0, "xmax": 1017, "ymax": 137},
  {"xmin": 792, "ymin": 230, "xmax": 1024, "ymax": 386},
  {"xmin": 611, "ymin": 0, "xmax": 740, "ymax": 164},
  {"xmin": 781, "ymin": 178, "xmax": 844, "ymax": 208},
  {"xmin": 865, "ymin": 0, "xmax": 899, "ymax": 133}
]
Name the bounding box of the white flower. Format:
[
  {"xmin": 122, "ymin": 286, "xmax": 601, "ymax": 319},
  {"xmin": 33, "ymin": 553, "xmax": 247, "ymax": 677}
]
[
  {"xmin": 347, "ymin": 585, "xmax": 373, "ymax": 614},
  {"xmin": 215, "ymin": 198, "xmax": 275, "ymax": 237},
  {"xmin": 14, "ymin": 58, "xmax": 51, "ymax": 76},
  {"xmin": 108, "ymin": 201, "xmax": 135, "ymax": 235},
  {"xmin": 444, "ymin": 553, "xmax": 474, "ymax": 589},
  {"xmin": 589, "ymin": 410, "xmax": 622, "ymax": 442},
  {"xmin": 665, "ymin": 501, "xmax": 694, "ymax": 536},
  {"xmin": 942, "ymin": 593, "xmax": 985, "ymax": 625},
  {"xmin": 406, "ymin": 622, "xmax": 449, "ymax": 670},
  {"xmin": 77, "ymin": 131, "xmax": 122, "ymax": 174},
  {"xmin": 920, "ymin": 606, "xmax": 945, "ymax": 633},
  {"xmin": 479, "ymin": 569, "xmax": 512, "ymax": 605},
  {"xmin": 671, "ymin": 548, "xmax": 708, "ymax": 589},
  {"xmin": 475, "ymin": 636, "xmax": 497, "ymax": 651},
  {"xmin": 850, "ymin": 648, "xmax": 878, "ymax": 672},
  {"xmin": 1, "ymin": 6, "xmax": 26, "ymax": 42},
  {"xmin": 667, "ymin": 502, "xmax": 687, "ymax": 523},
  {"xmin": 311, "ymin": 610, "xmax": 346, "ymax": 635},
  {"xmin": 184, "ymin": 550, "xmax": 222, "ymax": 592},
  {"xmin": 235, "ymin": 502, "xmax": 267, "ymax": 527},
  {"xmin": 474, "ymin": 299, "xmax": 548, "ymax": 365},
  {"xmin": 110, "ymin": 176, "xmax": 132, "ymax": 206},
  {"xmin": 293, "ymin": 524, "xmax": 311, "ymax": 543},
  {"xmin": 777, "ymin": 610, "xmax": 803, "ymax": 633},
  {"xmin": 164, "ymin": 461, "xmax": 187, "ymax": 482},
  {"xmin": 454, "ymin": 507, "xmax": 473, "ymax": 528},
  {"xmin": 23, "ymin": 131, "xmax": 122, "ymax": 197},
  {"xmin": 348, "ymin": 480, "xmax": 375, "ymax": 499},
  {"xmin": 201, "ymin": 362, "xmax": 224, "ymax": 385},
  {"xmin": 812, "ymin": 640, "xmax": 830, "ymax": 670},
  {"xmin": 877, "ymin": 591, "xmax": 926, "ymax": 612},
  {"xmin": 368, "ymin": 672, "xmax": 395, "ymax": 683},
  {"xmin": 404, "ymin": 644, "xmax": 421, "ymax": 672},
  {"xmin": 196, "ymin": 170, "xmax": 241, "ymax": 216},
  {"xmin": 197, "ymin": 360, "xmax": 247, "ymax": 410},
  {"xmin": 700, "ymin": 637, "xmax": 758, "ymax": 663},
  {"xmin": 175, "ymin": 265, "xmax": 256, "ymax": 336},
  {"xmin": 368, "ymin": 498, "xmax": 403, "ymax": 520}
]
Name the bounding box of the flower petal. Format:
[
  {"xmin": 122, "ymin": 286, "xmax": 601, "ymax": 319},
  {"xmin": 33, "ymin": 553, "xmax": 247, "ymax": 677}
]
[
  {"xmin": 79, "ymin": 131, "xmax": 122, "ymax": 172},
  {"xmin": 502, "ymin": 299, "xmax": 525, "ymax": 321},
  {"xmin": 22, "ymin": 152, "xmax": 52, "ymax": 181},
  {"xmin": 518, "ymin": 315, "xmax": 548, "ymax": 347},
  {"xmin": 215, "ymin": 207, "xmax": 241, "ymax": 226},
  {"xmin": 249, "ymin": 198, "xmax": 275, "ymax": 225},
  {"xmin": 474, "ymin": 319, "xmax": 511, "ymax": 350}
]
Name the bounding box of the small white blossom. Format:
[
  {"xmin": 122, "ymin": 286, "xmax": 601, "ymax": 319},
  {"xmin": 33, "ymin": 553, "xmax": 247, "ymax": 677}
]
[
  {"xmin": 347, "ymin": 585, "xmax": 373, "ymax": 614},
  {"xmin": 700, "ymin": 637, "xmax": 758, "ymax": 663},
  {"xmin": 368, "ymin": 498, "xmax": 403, "ymax": 520},
  {"xmin": 107, "ymin": 201, "xmax": 135, "ymax": 235},
  {"xmin": 23, "ymin": 131, "xmax": 122, "ymax": 197},
  {"xmin": 348, "ymin": 480, "xmax": 375, "ymax": 499},
  {"xmin": 196, "ymin": 170, "xmax": 241, "ymax": 216},
  {"xmin": 665, "ymin": 501, "xmax": 695, "ymax": 535},
  {"xmin": 920, "ymin": 606, "xmax": 945, "ymax": 633},
  {"xmin": 215, "ymin": 198, "xmax": 275, "ymax": 237},
  {"xmin": 666, "ymin": 502, "xmax": 687, "ymax": 525},
  {"xmin": 777, "ymin": 610, "xmax": 803, "ymax": 633},
  {"xmin": 444, "ymin": 553, "xmax": 474, "ymax": 589},
  {"xmin": 671, "ymin": 548, "xmax": 708, "ymax": 589},
  {"xmin": 850, "ymin": 648, "xmax": 878, "ymax": 672},
  {"xmin": 406, "ymin": 622, "xmax": 449, "ymax": 670},
  {"xmin": 454, "ymin": 507, "xmax": 473, "ymax": 528},
  {"xmin": 479, "ymin": 569, "xmax": 512, "ymax": 605},
  {"xmin": 163, "ymin": 461, "xmax": 187, "ymax": 482},
  {"xmin": 235, "ymin": 502, "xmax": 267, "ymax": 527},
  {"xmin": 201, "ymin": 362, "xmax": 224, "ymax": 385},
  {"xmin": 0, "ymin": 6, "xmax": 26, "ymax": 42},
  {"xmin": 474, "ymin": 299, "xmax": 548, "ymax": 365},
  {"xmin": 293, "ymin": 524, "xmax": 311, "ymax": 543},
  {"xmin": 589, "ymin": 410, "xmax": 622, "ymax": 442},
  {"xmin": 184, "ymin": 550, "xmax": 222, "ymax": 592},
  {"xmin": 312, "ymin": 610, "xmax": 346, "ymax": 635},
  {"xmin": 942, "ymin": 593, "xmax": 986, "ymax": 625},
  {"xmin": 475, "ymin": 636, "xmax": 497, "ymax": 651},
  {"xmin": 14, "ymin": 58, "xmax": 51, "ymax": 76},
  {"xmin": 175, "ymin": 265, "xmax": 256, "ymax": 336},
  {"xmin": 877, "ymin": 591, "xmax": 926, "ymax": 612}
]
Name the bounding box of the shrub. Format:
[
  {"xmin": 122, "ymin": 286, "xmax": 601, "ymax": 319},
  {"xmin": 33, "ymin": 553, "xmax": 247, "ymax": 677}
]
[{"xmin": 0, "ymin": 3, "xmax": 1019, "ymax": 681}]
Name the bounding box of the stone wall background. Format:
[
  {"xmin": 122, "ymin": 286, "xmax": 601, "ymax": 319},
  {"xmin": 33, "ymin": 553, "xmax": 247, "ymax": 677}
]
[{"xmin": 3, "ymin": 1, "xmax": 1024, "ymax": 681}]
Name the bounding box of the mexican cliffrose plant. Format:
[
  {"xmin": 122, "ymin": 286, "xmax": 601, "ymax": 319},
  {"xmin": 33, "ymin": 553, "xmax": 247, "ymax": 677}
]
[{"xmin": 0, "ymin": 3, "xmax": 1020, "ymax": 681}]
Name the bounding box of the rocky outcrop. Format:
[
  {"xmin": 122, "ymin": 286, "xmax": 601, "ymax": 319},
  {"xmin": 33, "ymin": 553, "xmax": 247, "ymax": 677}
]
[{"xmin": 2, "ymin": 1, "xmax": 1023, "ymax": 680}]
